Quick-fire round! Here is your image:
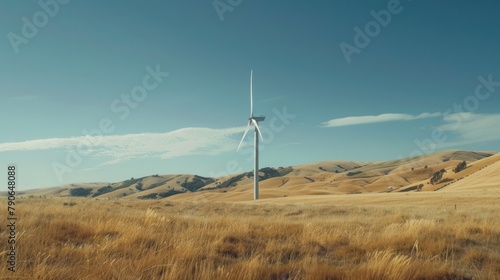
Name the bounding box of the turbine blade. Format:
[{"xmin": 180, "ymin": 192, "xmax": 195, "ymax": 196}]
[
  {"xmin": 252, "ymin": 119, "xmax": 264, "ymax": 141},
  {"xmin": 250, "ymin": 70, "xmax": 253, "ymax": 117},
  {"xmin": 237, "ymin": 121, "xmax": 252, "ymax": 151}
]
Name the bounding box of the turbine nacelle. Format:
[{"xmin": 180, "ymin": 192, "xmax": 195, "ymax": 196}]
[{"xmin": 249, "ymin": 116, "xmax": 265, "ymax": 122}]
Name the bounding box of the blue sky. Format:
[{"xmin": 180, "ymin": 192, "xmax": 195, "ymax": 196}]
[{"xmin": 1, "ymin": 0, "xmax": 499, "ymax": 189}]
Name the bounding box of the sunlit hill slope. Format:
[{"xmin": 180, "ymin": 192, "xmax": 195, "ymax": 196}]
[{"xmin": 17, "ymin": 150, "xmax": 498, "ymax": 201}]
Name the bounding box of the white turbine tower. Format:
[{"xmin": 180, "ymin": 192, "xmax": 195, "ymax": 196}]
[{"xmin": 237, "ymin": 70, "xmax": 265, "ymax": 200}]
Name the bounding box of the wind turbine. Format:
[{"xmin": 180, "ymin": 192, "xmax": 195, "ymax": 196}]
[{"xmin": 237, "ymin": 70, "xmax": 265, "ymax": 200}]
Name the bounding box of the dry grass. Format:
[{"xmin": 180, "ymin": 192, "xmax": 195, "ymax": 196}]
[{"xmin": 0, "ymin": 194, "xmax": 499, "ymax": 280}]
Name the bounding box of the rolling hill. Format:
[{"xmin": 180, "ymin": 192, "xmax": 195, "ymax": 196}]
[{"xmin": 17, "ymin": 150, "xmax": 498, "ymax": 201}]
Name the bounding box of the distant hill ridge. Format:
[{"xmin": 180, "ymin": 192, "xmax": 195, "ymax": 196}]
[{"xmin": 18, "ymin": 150, "xmax": 498, "ymax": 201}]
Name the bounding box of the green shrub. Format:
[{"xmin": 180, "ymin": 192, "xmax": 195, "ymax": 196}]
[
  {"xmin": 138, "ymin": 193, "xmax": 158, "ymax": 200},
  {"xmin": 453, "ymin": 161, "xmax": 467, "ymax": 173},
  {"xmin": 346, "ymin": 171, "xmax": 362, "ymax": 177},
  {"xmin": 70, "ymin": 188, "xmax": 92, "ymax": 197},
  {"xmin": 92, "ymin": 186, "xmax": 113, "ymax": 197}
]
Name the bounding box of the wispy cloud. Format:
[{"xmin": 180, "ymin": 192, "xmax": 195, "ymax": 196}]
[
  {"xmin": 321, "ymin": 112, "xmax": 442, "ymax": 127},
  {"xmin": 0, "ymin": 127, "xmax": 245, "ymax": 164},
  {"xmin": 436, "ymin": 113, "xmax": 500, "ymax": 147}
]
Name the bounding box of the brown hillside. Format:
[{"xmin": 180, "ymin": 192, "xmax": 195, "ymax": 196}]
[{"xmin": 18, "ymin": 150, "xmax": 496, "ymax": 202}]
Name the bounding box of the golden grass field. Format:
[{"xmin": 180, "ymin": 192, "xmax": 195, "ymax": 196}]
[{"xmin": 1, "ymin": 188, "xmax": 499, "ymax": 279}]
